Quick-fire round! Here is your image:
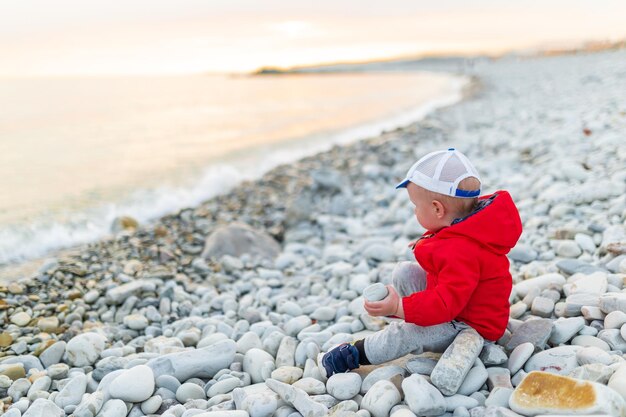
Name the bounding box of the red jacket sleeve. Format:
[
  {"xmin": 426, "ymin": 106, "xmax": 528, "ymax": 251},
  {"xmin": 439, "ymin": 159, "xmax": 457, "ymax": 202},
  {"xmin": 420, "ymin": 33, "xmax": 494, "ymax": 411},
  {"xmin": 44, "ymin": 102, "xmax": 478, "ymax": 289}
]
[{"xmin": 402, "ymin": 240, "xmax": 480, "ymax": 326}]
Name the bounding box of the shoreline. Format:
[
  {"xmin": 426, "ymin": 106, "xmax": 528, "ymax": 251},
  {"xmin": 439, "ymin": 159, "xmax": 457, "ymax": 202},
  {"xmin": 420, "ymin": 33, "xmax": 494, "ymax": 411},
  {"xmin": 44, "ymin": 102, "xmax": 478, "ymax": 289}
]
[{"xmin": 0, "ymin": 72, "xmax": 472, "ymax": 283}]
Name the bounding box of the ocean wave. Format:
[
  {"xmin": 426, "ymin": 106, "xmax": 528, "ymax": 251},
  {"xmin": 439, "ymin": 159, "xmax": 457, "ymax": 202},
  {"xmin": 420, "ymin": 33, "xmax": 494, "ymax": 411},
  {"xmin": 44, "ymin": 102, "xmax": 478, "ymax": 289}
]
[{"xmin": 0, "ymin": 74, "xmax": 467, "ymax": 266}]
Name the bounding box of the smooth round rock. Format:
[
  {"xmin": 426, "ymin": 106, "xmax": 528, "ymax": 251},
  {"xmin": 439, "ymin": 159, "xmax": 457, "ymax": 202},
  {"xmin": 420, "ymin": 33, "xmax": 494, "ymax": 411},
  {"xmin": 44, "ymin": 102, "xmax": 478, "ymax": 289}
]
[
  {"xmin": 402, "ymin": 374, "xmax": 446, "ymax": 416},
  {"xmin": 326, "ymin": 373, "xmax": 361, "ymax": 400},
  {"xmin": 571, "ymin": 335, "xmax": 611, "ymax": 351},
  {"xmin": 363, "ymin": 283, "xmax": 389, "ymax": 302},
  {"xmin": 208, "ymin": 378, "xmax": 242, "ymax": 397},
  {"xmin": 605, "ymin": 311, "xmax": 626, "ymax": 329},
  {"xmin": 236, "ymin": 332, "xmax": 263, "ymax": 354},
  {"xmin": 361, "ymin": 380, "xmax": 401, "ymax": 417},
  {"xmin": 176, "ymin": 382, "xmax": 206, "ymax": 403},
  {"xmin": 243, "ymin": 348, "xmax": 275, "ymax": 384},
  {"xmin": 65, "ymin": 333, "xmax": 107, "ymax": 367},
  {"xmin": 311, "ymin": 307, "xmax": 337, "ymax": 321},
  {"xmin": 156, "ymin": 375, "xmax": 181, "ymax": 392},
  {"xmin": 11, "ymin": 312, "xmax": 31, "ymax": 327},
  {"xmin": 141, "ymin": 395, "xmax": 162, "ymax": 414},
  {"xmin": 508, "ymin": 343, "xmax": 534, "ymax": 375},
  {"xmin": 123, "ymin": 314, "xmax": 149, "ymax": 330},
  {"xmin": 37, "ymin": 317, "xmax": 59, "ymax": 332},
  {"xmin": 109, "ymin": 365, "xmax": 155, "ymax": 403}
]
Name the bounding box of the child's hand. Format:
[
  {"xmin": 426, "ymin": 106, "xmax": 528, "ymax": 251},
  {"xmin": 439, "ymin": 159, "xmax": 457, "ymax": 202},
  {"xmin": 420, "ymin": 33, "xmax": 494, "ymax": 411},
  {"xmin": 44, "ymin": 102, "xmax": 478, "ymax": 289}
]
[
  {"xmin": 407, "ymin": 240, "xmax": 417, "ymax": 249},
  {"xmin": 364, "ymin": 286, "xmax": 405, "ymax": 319}
]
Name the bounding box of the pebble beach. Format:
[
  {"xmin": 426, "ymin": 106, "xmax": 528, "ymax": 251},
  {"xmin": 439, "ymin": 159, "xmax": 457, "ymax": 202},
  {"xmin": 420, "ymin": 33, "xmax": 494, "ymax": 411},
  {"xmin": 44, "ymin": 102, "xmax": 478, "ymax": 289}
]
[{"xmin": 1, "ymin": 49, "xmax": 626, "ymax": 417}]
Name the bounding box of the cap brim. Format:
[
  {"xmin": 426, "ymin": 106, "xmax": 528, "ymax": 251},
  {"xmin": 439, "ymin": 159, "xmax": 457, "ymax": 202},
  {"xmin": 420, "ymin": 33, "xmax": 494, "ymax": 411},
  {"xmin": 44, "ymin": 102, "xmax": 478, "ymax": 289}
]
[{"xmin": 395, "ymin": 179, "xmax": 410, "ymax": 189}]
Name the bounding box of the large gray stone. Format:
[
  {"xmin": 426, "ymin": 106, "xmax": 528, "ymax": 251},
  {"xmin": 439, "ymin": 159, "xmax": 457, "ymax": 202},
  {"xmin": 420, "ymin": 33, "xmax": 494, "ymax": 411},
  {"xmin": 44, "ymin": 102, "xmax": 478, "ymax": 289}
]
[
  {"xmin": 505, "ymin": 319, "xmax": 553, "ymax": 352},
  {"xmin": 361, "ymin": 380, "xmax": 402, "ymax": 417},
  {"xmin": 326, "ymin": 373, "xmax": 361, "ymax": 400},
  {"xmin": 402, "ymin": 374, "xmax": 446, "ymax": 416},
  {"xmin": 523, "ymin": 346, "xmax": 580, "ymax": 375},
  {"xmin": 108, "ymin": 365, "xmax": 155, "ymax": 403},
  {"xmin": 548, "ymin": 317, "xmax": 585, "ymax": 345},
  {"xmin": 431, "ymin": 328, "xmax": 484, "ymax": 396},
  {"xmin": 147, "ymin": 339, "xmax": 236, "ymax": 381},
  {"xmin": 202, "ymin": 222, "xmax": 281, "ymax": 260}
]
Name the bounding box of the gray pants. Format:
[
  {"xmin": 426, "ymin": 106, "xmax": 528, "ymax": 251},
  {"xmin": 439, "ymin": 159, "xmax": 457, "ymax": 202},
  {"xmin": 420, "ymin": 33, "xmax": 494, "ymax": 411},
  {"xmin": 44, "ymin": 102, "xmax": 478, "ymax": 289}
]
[{"xmin": 364, "ymin": 261, "xmax": 470, "ymax": 365}]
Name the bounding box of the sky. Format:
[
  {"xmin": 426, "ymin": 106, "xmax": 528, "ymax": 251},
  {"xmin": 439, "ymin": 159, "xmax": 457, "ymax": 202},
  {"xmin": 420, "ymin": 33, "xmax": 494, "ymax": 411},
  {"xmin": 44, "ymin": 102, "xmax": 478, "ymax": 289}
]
[{"xmin": 1, "ymin": 0, "xmax": 625, "ymax": 76}]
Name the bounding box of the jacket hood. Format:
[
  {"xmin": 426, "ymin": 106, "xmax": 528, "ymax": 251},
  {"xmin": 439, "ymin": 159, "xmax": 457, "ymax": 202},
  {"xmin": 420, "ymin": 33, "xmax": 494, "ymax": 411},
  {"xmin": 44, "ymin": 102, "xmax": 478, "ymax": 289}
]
[{"xmin": 435, "ymin": 190, "xmax": 522, "ymax": 255}]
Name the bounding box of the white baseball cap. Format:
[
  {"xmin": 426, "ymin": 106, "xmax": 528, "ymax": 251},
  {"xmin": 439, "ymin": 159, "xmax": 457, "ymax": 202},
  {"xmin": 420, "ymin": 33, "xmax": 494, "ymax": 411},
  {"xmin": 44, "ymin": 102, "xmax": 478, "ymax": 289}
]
[{"xmin": 396, "ymin": 148, "xmax": 481, "ymax": 198}]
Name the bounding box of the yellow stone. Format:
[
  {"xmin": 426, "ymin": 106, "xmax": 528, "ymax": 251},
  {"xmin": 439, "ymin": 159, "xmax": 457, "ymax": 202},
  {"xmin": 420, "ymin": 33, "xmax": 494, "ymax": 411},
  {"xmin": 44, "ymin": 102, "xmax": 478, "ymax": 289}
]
[
  {"xmin": 509, "ymin": 371, "xmax": 625, "ymax": 416},
  {"xmin": 37, "ymin": 317, "xmax": 59, "ymax": 333},
  {"xmin": 7, "ymin": 283, "xmax": 23, "ymax": 294},
  {"xmin": 0, "ymin": 363, "xmax": 26, "ymax": 380},
  {"xmin": 0, "ymin": 333, "xmax": 12, "ymax": 347}
]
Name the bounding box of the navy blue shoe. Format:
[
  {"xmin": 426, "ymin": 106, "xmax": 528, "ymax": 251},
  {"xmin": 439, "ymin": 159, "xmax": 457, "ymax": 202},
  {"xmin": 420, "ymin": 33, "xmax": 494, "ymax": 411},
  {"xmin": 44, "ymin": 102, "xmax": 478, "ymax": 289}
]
[{"xmin": 318, "ymin": 343, "xmax": 360, "ymax": 377}]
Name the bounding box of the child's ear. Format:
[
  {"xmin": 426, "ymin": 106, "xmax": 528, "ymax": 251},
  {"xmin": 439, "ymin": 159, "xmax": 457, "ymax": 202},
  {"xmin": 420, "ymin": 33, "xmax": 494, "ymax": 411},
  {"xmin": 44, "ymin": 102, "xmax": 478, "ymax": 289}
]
[{"xmin": 432, "ymin": 200, "xmax": 446, "ymax": 219}]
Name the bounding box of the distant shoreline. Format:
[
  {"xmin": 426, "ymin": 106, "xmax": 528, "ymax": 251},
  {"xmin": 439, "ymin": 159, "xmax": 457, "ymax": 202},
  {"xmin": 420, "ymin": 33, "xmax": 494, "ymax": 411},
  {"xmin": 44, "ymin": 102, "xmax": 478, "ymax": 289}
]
[{"xmin": 250, "ymin": 38, "xmax": 626, "ymax": 76}]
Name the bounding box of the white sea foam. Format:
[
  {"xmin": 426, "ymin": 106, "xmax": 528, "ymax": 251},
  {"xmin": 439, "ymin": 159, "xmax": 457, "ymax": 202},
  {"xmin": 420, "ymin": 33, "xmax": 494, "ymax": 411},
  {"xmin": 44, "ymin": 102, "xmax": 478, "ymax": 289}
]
[{"xmin": 0, "ymin": 74, "xmax": 467, "ymax": 266}]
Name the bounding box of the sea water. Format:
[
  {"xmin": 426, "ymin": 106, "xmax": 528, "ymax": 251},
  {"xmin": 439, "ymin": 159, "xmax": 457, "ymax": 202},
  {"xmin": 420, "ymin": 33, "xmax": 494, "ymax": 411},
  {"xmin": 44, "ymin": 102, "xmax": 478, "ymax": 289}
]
[{"xmin": 0, "ymin": 71, "xmax": 466, "ymax": 267}]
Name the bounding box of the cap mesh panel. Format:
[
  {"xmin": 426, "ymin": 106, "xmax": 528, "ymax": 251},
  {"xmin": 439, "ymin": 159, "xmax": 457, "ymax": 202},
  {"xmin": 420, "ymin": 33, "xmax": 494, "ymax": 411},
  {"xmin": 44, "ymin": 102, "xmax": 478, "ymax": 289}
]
[
  {"xmin": 439, "ymin": 154, "xmax": 470, "ymax": 182},
  {"xmin": 415, "ymin": 154, "xmax": 441, "ymax": 178}
]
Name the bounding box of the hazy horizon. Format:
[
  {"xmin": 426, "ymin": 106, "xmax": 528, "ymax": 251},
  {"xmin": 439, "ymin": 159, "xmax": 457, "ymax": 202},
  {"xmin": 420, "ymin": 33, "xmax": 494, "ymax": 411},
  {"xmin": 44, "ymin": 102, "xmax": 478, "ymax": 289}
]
[{"xmin": 1, "ymin": 0, "xmax": 625, "ymax": 77}]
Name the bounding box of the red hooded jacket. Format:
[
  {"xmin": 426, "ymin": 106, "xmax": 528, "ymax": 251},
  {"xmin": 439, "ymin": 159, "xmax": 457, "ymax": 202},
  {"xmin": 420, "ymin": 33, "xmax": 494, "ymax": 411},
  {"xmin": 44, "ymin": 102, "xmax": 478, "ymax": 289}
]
[{"xmin": 402, "ymin": 190, "xmax": 522, "ymax": 341}]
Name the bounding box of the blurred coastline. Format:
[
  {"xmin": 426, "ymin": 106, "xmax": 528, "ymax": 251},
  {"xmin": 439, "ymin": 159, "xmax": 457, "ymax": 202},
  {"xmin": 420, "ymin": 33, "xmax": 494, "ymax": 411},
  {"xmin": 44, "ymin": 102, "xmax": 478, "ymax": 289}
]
[{"xmin": 0, "ymin": 69, "xmax": 467, "ymax": 277}]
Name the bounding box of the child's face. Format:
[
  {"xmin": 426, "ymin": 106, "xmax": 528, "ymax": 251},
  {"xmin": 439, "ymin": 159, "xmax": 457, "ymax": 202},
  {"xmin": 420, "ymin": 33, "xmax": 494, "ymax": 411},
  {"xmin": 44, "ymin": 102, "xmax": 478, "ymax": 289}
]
[{"xmin": 406, "ymin": 183, "xmax": 447, "ymax": 232}]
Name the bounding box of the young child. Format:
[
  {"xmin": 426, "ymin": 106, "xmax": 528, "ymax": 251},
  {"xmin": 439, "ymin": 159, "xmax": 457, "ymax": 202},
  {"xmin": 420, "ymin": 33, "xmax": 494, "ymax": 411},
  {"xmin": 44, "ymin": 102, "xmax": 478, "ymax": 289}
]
[{"xmin": 319, "ymin": 148, "xmax": 522, "ymax": 376}]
